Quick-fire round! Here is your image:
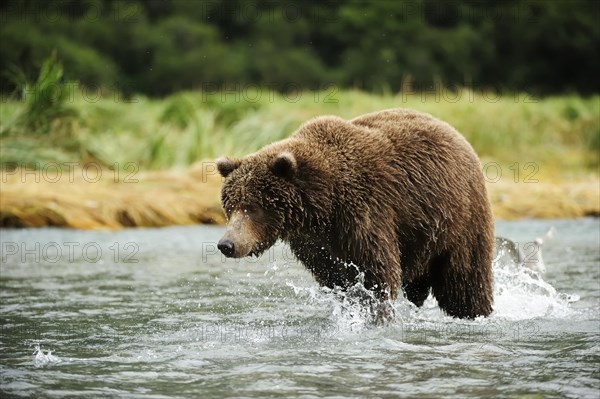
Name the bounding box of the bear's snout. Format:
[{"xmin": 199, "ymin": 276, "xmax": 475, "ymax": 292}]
[
  {"xmin": 217, "ymin": 210, "xmax": 260, "ymax": 258},
  {"xmin": 217, "ymin": 239, "xmax": 235, "ymax": 258}
]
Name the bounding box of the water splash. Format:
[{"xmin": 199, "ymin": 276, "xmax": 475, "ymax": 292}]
[
  {"xmin": 286, "ymin": 281, "xmax": 369, "ymax": 333},
  {"xmin": 414, "ymin": 249, "xmax": 580, "ymax": 322},
  {"xmin": 491, "ymin": 254, "xmax": 578, "ymax": 320},
  {"xmin": 285, "ymin": 251, "xmax": 579, "ymax": 329},
  {"xmin": 32, "ymin": 344, "xmax": 61, "ymax": 366},
  {"xmin": 286, "ymin": 267, "xmax": 416, "ymax": 333}
]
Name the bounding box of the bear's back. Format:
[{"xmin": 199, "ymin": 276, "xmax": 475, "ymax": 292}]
[
  {"xmin": 294, "ymin": 108, "xmax": 481, "ymax": 185},
  {"xmin": 350, "ymin": 109, "xmax": 474, "ymax": 154}
]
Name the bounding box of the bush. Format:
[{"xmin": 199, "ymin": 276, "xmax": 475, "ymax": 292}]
[{"xmin": 3, "ymin": 52, "xmax": 78, "ymax": 135}]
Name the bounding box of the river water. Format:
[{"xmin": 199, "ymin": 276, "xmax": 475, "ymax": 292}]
[{"xmin": 0, "ymin": 219, "xmax": 598, "ymax": 398}]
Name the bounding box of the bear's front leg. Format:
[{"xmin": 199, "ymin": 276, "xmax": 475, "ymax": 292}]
[
  {"xmin": 356, "ymin": 249, "xmax": 402, "ymax": 325},
  {"xmin": 289, "ymin": 238, "xmax": 360, "ymax": 290}
]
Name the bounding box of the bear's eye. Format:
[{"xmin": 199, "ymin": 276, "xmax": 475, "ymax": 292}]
[{"xmin": 243, "ymin": 204, "xmax": 259, "ymax": 214}]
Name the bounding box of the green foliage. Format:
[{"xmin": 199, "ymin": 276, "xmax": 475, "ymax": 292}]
[
  {"xmin": 0, "ymin": 15, "xmax": 118, "ymax": 90},
  {"xmin": 2, "ymin": 52, "xmax": 78, "ymax": 135},
  {"xmin": 1, "ymin": 85, "xmax": 598, "ymax": 176},
  {"xmin": 0, "ymin": 0, "xmax": 598, "ymax": 96},
  {"xmin": 160, "ymin": 92, "xmax": 198, "ymax": 129}
]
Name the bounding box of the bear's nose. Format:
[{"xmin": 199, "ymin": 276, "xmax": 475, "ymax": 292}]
[{"xmin": 218, "ymin": 239, "xmax": 235, "ymax": 257}]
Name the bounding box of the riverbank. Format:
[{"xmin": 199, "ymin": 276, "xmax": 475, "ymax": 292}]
[
  {"xmin": 1, "ymin": 164, "xmax": 597, "ymax": 229},
  {"xmin": 2, "ymin": 88, "xmax": 598, "ymax": 228},
  {"xmin": 0, "ymin": 164, "xmax": 224, "ymax": 229}
]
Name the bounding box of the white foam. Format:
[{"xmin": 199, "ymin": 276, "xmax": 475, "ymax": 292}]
[
  {"xmin": 284, "ymin": 253, "xmax": 579, "ymax": 328},
  {"xmin": 32, "ymin": 344, "xmax": 61, "ymax": 366},
  {"xmin": 286, "ymin": 278, "xmax": 374, "ymax": 333},
  {"xmin": 491, "ymin": 256, "xmax": 578, "ymax": 320}
]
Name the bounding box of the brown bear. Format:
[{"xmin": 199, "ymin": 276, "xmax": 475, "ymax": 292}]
[{"xmin": 216, "ymin": 108, "xmax": 494, "ymax": 320}]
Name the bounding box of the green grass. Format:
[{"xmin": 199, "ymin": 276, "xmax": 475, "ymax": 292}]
[
  {"xmin": 1, "ymin": 85, "xmax": 598, "ymax": 177},
  {"xmin": 1, "ymin": 52, "xmax": 78, "ymax": 135}
]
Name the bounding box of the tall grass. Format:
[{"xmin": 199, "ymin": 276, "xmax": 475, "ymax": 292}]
[
  {"xmin": 1, "ymin": 79, "xmax": 598, "ymax": 177},
  {"xmin": 0, "ymin": 53, "xmax": 85, "ymax": 169},
  {"xmin": 2, "ymin": 52, "xmax": 78, "ymax": 135}
]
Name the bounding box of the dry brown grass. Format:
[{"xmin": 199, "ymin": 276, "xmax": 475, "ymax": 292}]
[
  {"xmin": 0, "ymin": 162, "xmax": 224, "ymax": 229},
  {"xmin": 0, "ymin": 164, "xmax": 598, "ymax": 229},
  {"xmin": 488, "ymin": 177, "xmax": 599, "ymax": 220}
]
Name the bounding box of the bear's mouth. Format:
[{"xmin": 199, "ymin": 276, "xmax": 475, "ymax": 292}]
[
  {"xmin": 248, "ymin": 248, "xmax": 265, "ymax": 258},
  {"xmin": 247, "ymin": 242, "xmax": 271, "ymax": 258}
]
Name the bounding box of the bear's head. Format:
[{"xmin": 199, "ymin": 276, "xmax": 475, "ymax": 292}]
[{"xmin": 216, "ymin": 149, "xmax": 306, "ymax": 258}]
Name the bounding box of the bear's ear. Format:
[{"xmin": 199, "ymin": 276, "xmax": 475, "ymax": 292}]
[
  {"xmin": 216, "ymin": 157, "xmax": 241, "ymax": 178},
  {"xmin": 270, "ymin": 151, "xmax": 297, "ymax": 179}
]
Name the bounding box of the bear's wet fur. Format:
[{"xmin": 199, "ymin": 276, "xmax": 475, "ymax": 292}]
[{"xmin": 216, "ymin": 108, "xmax": 494, "ymax": 320}]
